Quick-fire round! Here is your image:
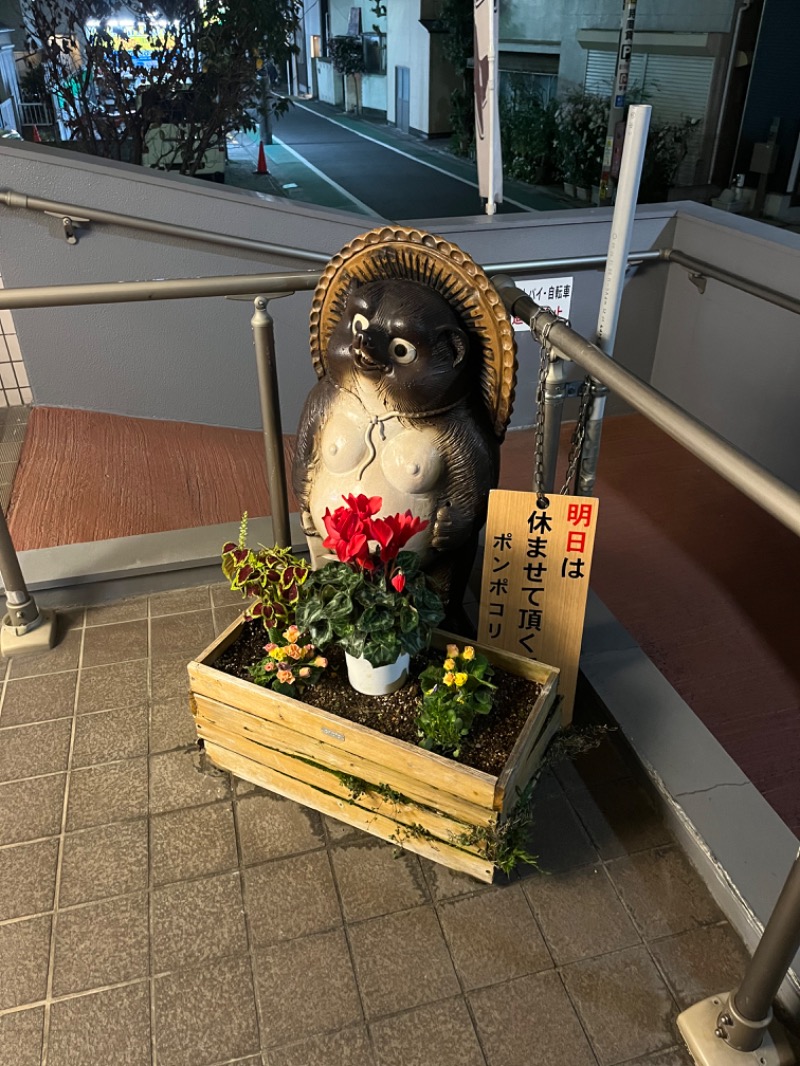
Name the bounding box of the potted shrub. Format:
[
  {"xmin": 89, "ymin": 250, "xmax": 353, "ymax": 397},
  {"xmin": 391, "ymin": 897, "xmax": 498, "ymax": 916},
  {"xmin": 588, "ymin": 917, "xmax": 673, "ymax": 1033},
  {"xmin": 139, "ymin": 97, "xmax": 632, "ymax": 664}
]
[
  {"xmin": 329, "ymin": 35, "xmax": 366, "ymax": 114},
  {"xmin": 187, "ymin": 511, "xmax": 561, "ymax": 882},
  {"xmin": 296, "ymin": 494, "xmax": 445, "ymax": 695}
]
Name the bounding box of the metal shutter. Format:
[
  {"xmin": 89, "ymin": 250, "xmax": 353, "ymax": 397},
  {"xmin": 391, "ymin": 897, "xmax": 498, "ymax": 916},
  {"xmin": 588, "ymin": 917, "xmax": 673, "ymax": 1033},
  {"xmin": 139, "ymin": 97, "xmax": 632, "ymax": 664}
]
[{"xmin": 584, "ymin": 50, "xmax": 713, "ymax": 185}]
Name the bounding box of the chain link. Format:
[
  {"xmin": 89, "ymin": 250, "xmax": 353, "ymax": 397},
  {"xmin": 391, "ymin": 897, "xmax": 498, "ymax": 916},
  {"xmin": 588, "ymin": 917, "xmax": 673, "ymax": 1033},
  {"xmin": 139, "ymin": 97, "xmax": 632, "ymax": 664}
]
[{"xmin": 530, "ymin": 311, "xmax": 593, "ymax": 498}]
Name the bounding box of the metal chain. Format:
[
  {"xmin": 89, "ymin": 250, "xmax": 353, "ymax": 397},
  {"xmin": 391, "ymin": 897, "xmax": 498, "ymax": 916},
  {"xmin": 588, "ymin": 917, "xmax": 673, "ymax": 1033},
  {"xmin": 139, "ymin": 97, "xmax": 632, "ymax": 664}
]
[
  {"xmin": 532, "ymin": 311, "xmax": 553, "ymax": 507},
  {"xmin": 560, "ymin": 376, "xmax": 593, "ymax": 495},
  {"xmin": 530, "ymin": 310, "xmax": 593, "ymax": 498}
]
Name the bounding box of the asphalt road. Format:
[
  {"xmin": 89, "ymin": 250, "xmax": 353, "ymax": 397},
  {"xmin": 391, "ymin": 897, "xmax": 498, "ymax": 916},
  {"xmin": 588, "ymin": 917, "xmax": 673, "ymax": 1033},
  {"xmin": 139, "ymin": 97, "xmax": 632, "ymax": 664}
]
[{"xmin": 272, "ymin": 104, "xmax": 523, "ymax": 221}]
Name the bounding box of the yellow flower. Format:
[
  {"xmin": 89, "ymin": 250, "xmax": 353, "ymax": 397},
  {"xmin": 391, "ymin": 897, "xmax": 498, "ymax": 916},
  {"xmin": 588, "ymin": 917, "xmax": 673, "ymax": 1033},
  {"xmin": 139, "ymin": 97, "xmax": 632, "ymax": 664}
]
[
  {"xmin": 461, "ymin": 646, "xmax": 475, "ymax": 661},
  {"xmin": 443, "ymin": 657, "xmax": 456, "ymax": 672},
  {"xmin": 269, "ymin": 646, "xmax": 285, "ymax": 661},
  {"xmin": 446, "ymin": 643, "xmax": 459, "ymax": 658},
  {"xmin": 443, "ymin": 672, "xmax": 456, "ymax": 686},
  {"xmin": 454, "ymin": 672, "xmax": 468, "ymax": 687}
]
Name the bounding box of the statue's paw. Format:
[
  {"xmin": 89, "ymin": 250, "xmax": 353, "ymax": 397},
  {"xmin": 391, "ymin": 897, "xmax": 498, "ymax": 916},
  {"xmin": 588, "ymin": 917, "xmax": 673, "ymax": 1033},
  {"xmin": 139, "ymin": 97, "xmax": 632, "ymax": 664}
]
[
  {"xmin": 300, "ymin": 511, "xmax": 318, "ymax": 537},
  {"xmin": 431, "ymin": 502, "xmax": 457, "ymax": 549}
]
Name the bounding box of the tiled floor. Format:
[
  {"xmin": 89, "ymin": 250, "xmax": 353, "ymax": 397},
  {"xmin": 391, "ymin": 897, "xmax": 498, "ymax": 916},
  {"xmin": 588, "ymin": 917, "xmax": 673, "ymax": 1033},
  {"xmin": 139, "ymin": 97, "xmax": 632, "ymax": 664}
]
[{"xmin": 0, "ymin": 584, "xmax": 757, "ymax": 1066}]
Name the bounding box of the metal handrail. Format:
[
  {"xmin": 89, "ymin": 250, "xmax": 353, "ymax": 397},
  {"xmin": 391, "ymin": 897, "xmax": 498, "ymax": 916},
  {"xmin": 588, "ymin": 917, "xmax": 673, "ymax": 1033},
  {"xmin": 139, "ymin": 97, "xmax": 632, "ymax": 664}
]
[
  {"xmin": 660, "ymin": 248, "xmax": 800, "ymax": 316},
  {"xmin": 490, "ymin": 274, "xmax": 800, "ymax": 540}
]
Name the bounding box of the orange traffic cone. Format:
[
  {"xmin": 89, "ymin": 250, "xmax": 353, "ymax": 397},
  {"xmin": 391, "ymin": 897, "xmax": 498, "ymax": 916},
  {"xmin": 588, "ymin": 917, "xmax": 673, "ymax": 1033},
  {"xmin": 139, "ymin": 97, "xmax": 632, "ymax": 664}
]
[
  {"xmin": 255, "ymin": 141, "xmax": 269, "ymax": 175},
  {"xmin": 32, "ymin": 125, "xmax": 42, "ymax": 143}
]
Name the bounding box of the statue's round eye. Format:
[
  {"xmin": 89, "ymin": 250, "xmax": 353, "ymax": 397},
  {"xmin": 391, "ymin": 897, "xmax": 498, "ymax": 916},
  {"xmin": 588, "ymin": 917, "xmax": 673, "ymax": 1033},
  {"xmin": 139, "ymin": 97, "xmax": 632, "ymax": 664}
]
[
  {"xmin": 389, "ymin": 338, "xmax": 417, "ymax": 364},
  {"xmin": 351, "ymin": 313, "xmax": 369, "ymax": 334}
]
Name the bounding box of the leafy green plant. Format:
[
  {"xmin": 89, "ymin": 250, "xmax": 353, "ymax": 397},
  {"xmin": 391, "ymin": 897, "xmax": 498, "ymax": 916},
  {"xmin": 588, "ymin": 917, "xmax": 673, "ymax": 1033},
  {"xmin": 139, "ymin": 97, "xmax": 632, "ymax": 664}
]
[
  {"xmin": 553, "ymin": 89, "xmax": 608, "ymax": 188},
  {"xmin": 500, "ymin": 89, "xmax": 559, "ymax": 185},
  {"xmin": 296, "ymin": 495, "xmax": 444, "ymax": 668},
  {"xmin": 455, "ymin": 780, "xmax": 539, "ymax": 875},
  {"xmin": 221, "ymin": 513, "xmax": 311, "ymax": 630},
  {"xmin": 639, "ymin": 115, "xmax": 699, "ymax": 202},
  {"xmin": 416, "ymin": 643, "xmax": 496, "ymax": 757},
  {"xmin": 248, "ymin": 623, "xmax": 328, "ymax": 696}
]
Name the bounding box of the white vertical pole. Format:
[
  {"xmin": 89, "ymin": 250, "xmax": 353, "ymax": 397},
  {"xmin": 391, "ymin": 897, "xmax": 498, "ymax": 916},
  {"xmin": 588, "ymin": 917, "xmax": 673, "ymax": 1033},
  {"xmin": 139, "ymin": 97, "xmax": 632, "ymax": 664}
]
[
  {"xmin": 576, "ymin": 103, "xmax": 651, "ymax": 495},
  {"xmin": 485, "ymin": 0, "xmax": 497, "ymax": 215}
]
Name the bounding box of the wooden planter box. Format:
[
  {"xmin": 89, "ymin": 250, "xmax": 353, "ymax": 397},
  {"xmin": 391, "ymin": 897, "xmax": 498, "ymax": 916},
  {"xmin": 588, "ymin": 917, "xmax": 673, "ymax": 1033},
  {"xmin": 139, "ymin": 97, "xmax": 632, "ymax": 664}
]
[{"xmin": 188, "ymin": 616, "xmax": 561, "ymax": 883}]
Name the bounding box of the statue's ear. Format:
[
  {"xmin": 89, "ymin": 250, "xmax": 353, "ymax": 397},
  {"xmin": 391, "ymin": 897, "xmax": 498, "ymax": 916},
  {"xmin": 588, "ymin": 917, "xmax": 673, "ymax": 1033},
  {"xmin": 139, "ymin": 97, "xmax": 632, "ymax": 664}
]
[
  {"xmin": 344, "ymin": 276, "xmax": 361, "ymax": 299},
  {"xmin": 442, "ymin": 327, "xmax": 468, "ymax": 366}
]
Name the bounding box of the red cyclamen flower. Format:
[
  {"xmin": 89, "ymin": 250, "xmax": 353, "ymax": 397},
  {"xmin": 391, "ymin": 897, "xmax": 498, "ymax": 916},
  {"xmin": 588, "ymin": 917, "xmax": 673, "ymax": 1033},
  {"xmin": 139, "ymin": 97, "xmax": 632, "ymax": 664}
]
[
  {"xmin": 390, "ymin": 572, "xmax": 406, "ymax": 593},
  {"xmin": 369, "ymin": 511, "xmax": 429, "ymax": 563},
  {"xmin": 341, "ymin": 494, "xmax": 382, "ymax": 519}
]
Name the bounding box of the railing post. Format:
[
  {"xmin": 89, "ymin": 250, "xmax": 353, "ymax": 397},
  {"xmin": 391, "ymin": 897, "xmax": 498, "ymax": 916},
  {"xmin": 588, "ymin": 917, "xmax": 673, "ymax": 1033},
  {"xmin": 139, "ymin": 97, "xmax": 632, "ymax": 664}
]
[
  {"xmin": 251, "ymin": 296, "xmax": 291, "ymax": 549},
  {"xmin": 0, "ymin": 509, "xmax": 57, "ymax": 656},
  {"xmin": 677, "ymin": 850, "xmax": 800, "ymax": 1064},
  {"xmin": 540, "ymin": 357, "xmax": 567, "ymax": 494}
]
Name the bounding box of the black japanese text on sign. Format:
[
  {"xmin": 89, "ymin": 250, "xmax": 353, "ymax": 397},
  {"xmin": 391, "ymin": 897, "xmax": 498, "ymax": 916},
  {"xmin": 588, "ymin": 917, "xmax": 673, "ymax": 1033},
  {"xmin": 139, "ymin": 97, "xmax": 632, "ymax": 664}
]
[{"xmin": 477, "ymin": 491, "xmax": 599, "ymax": 725}]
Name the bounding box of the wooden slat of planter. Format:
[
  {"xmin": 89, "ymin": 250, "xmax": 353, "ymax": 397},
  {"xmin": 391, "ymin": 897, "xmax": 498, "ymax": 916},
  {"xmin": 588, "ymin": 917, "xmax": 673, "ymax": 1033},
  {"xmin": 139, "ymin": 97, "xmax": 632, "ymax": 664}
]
[
  {"xmin": 497, "ymin": 696, "xmax": 562, "ymax": 817},
  {"xmin": 197, "ymin": 717, "xmax": 488, "ymax": 855},
  {"xmin": 204, "ymin": 739, "xmax": 496, "ymax": 883},
  {"xmin": 189, "ymin": 662, "xmax": 498, "ymax": 812},
  {"xmin": 193, "ymin": 693, "xmax": 498, "ymax": 828},
  {"xmin": 495, "ymin": 672, "xmax": 561, "ymax": 814}
]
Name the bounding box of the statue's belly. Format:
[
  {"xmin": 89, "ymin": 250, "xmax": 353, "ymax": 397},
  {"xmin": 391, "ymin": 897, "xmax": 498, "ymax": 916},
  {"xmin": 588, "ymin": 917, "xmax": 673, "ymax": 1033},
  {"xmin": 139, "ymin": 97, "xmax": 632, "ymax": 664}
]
[{"xmin": 308, "ymin": 405, "xmax": 444, "ymax": 557}]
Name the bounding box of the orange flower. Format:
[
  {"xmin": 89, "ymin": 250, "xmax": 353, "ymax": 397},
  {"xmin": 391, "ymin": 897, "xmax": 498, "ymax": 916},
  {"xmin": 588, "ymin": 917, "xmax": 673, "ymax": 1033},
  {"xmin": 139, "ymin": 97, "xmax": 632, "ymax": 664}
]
[{"xmin": 276, "ymin": 668, "xmax": 295, "ymax": 684}]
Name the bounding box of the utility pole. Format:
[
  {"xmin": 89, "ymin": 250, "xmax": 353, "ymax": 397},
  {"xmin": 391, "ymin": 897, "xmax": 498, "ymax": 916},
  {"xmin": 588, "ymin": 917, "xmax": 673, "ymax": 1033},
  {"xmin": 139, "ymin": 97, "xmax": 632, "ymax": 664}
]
[{"xmin": 598, "ymin": 0, "xmax": 639, "ymax": 206}]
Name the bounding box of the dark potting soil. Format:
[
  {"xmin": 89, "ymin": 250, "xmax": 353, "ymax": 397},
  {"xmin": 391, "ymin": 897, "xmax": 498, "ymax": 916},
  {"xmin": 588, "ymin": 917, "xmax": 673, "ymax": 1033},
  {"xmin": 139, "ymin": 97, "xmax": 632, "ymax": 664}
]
[{"xmin": 213, "ymin": 621, "xmax": 543, "ymax": 777}]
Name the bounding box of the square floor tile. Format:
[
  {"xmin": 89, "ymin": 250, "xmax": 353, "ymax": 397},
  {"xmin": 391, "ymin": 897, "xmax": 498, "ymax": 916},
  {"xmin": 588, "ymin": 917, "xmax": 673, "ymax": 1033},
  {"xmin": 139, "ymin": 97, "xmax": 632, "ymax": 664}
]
[
  {"xmin": 523, "ymin": 863, "xmax": 640, "ymax": 964},
  {"xmin": 236, "ymin": 792, "xmax": 324, "ymax": 864},
  {"xmin": 568, "ymin": 777, "xmax": 672, "ymax": 859},
  {"xmin": 0, "ymin": 915, "xmax": 51, "ymax": 1009},
  {"xmin": 214, "ymin": 604, "xmax": 247, "ymax": 632},
  {"xmin": 370, "ymin": 997, "xmax": 485, "ymax": 1066},
  {"xmin": 151, "ymin": 659, "xmax": 192, "ymax": 703},
  {"xmin": 331, "ymin": 839, "xmax": 429, "ymax": 922},
  {"xmin": 7, "ymin": 628, "xmax": 82, "ymax": 680},
  {"xmin": 520, "ymin": 789, "xmax": 598, "ymax": 875},
  {"xmin": 151, "ymin": 801, "xmax": 238, "ymax": 886},
  {"xmin": 52, "ymin": 893, "xmax": 149, "ymax": 996},
  {"xmin": 269, "ymin": 1025, "xmax": 375, "ymax": 1066},
  {"xmin": 620, "ymin": 1047, "xmax": 695, "ymax": 1066},
  {"xmin": 82, "ymin": 620, "xmax": 148, "ymax": 669},
  {"xmin": 246, "ymin": 850, "xmax": 341, "ymax": 946},
  {"xmin": 648, "ymin": 923, "xmax": 751, "ymax": 1010},
  {"xmin": 438, "ymin": 883, "xmax": 552, "ymax": 990},
  {"xmin": 348, "ymin": 906, "xmax": 459, "ymax": 1019},
  {"xmin": 67, "ymin": 758, "xmax": 149, "ymax": 831},
  {"xmin": 0, "ymin": 774, "xmax": 65, "ymax": 845},
  {"xmin": 211, "ymin": 582, "xmax": 246, "ymax": 608},
  {"xmin": 255, "ymin": 929, "xmax": 362, "ymax": 1047},
  {"xmin": 0, "ymin": 1006, "xmax": 44, "ymax": 1066},
  {"xmin": 0, "ymin": 718, "xmax": 72, "ymax": 782},
  {"xmin": 77, "ymin": 660, "xmax": 148, "ymax": 714},
  {"xmin": 606, "ymin": 846, "xmax": 721, "ymax": 939},
  {"xmin": 155, "ymin": 955, "xmax": 259, "ymax": 1066},
  {"xmin": 150, "ymin": 611, "xmax": 215, "ymax": 663},
  {"xmin": 561, "ymin": 946, "xmax": 676, "ymax": 1064},
  {"xmin": 1, "ymin": 671, "xmax": 77, "ymax": 726},
  {"xmin": 0, "ymin": 838, "xmax": 59, "ymax": 919},
  {"xmin": 85, "ymin": 596, "xmax": 149, "ymax": 627},
  {"xmin": 150, "ymin": 587, "xmax": 212, "ymax": 616},
  {"xmin": 152, "ymin": 871, "xmax": 247, "ymax": 972},
  {"xmin": 149, "ymin": 748, "xmax": 230, "ymax": 813},
  {"xmin": 553, "ymin": 734, "xmax": 633, "ymax": 793},
  {"xmin": 60, "ymin": 819, "xmax": 148, "ymax": 906},
  {"xmin": 469, "ymin": 970, "xmax": 596, "ymax": 1066},
  {"xmin": 418, "ymin": 857, "xmax": 492, "ymax": 902},
  {"xmin": 150, "ymin": 696, "xmax": 198, "ymax": 753},
  {"xmin": 71, "ymin": 704, "xmax": 149, "ymax": 768},
  {"xmin": 48, "ymin": 981, "xmax": 151, "ymax": 1066}
]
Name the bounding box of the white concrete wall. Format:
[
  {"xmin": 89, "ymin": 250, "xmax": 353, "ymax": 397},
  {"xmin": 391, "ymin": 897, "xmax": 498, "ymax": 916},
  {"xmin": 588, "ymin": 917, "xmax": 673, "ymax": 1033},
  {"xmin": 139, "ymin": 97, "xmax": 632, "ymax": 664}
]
[
  {"xmin": 385, "ymin": 0, "xmax": 431, "ymax": 132},
  {"xmin": 361, "ymin": 73, "xmax": 387, "ymax": 113},
  {"xmin": 316, "ymin": 58, "xmax": 344, "ymax": 107},
  {"xmin": 651, "ymin": 206, "xmax": 800, "ymax": 489}
]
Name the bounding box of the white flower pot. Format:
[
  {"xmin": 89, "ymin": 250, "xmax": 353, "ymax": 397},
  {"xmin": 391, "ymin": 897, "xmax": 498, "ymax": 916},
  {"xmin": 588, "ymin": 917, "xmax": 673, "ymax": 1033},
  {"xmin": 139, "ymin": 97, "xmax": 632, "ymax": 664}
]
[{"xmin": 345, "ymin": 651, "xmax": 410, "ymax": 696}]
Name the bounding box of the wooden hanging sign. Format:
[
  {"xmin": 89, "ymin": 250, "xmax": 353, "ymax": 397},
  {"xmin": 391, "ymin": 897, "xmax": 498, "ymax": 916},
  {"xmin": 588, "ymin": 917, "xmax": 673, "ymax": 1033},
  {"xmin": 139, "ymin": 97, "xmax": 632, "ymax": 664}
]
[{"xmin": 477, "ymin": 490, "xmax": 599, "ymax": 723}]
